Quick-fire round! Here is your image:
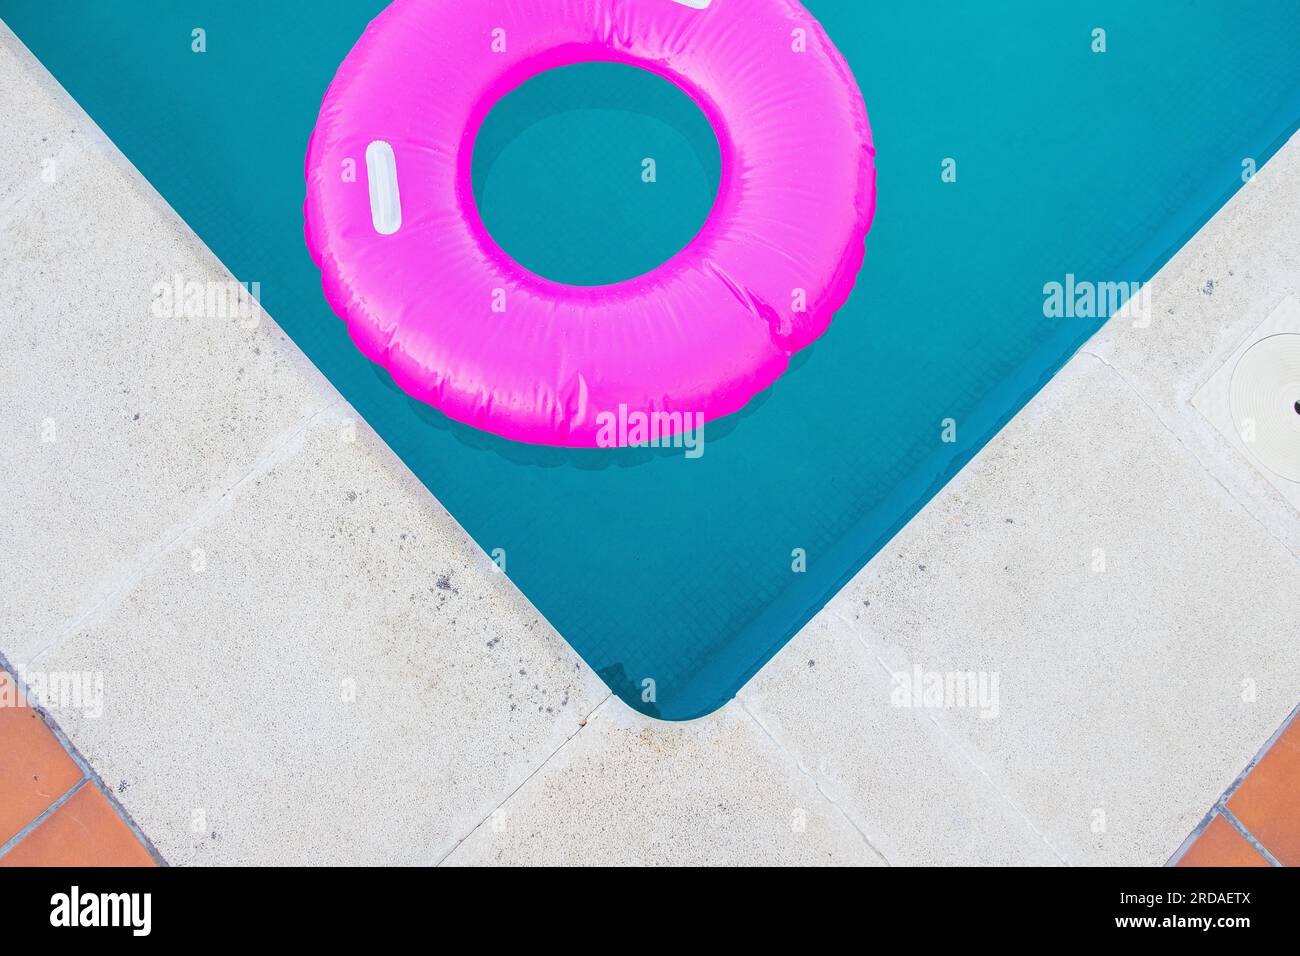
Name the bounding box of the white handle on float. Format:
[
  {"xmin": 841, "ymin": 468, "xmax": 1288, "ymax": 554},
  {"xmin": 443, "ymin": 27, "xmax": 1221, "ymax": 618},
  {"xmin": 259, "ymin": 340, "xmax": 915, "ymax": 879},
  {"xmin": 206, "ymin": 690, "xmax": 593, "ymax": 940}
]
[{"xmin": 365, "ymin": 140, "xmax": 402, "ymax": 236}]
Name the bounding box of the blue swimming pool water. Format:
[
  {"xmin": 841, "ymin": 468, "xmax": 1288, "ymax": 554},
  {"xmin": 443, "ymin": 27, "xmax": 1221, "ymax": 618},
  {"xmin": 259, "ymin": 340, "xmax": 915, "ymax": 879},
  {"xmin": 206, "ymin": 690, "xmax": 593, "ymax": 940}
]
[
  {"xmin": 5, "ymin": 1, "xmax": 1298, "ymax": 719},
  {"xmin": 473, "ymin": 62, "xmax": 722, "ymax": 287}
]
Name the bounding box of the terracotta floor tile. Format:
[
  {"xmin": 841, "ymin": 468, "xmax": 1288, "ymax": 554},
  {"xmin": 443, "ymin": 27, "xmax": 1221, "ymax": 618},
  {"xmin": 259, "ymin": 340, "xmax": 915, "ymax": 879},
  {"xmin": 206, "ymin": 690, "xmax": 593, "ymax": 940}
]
[
  {"xmin": 1176, "ymin": 814, "xmax": 1271, "ymax": 867},
  {"xmin": 0, "ymin": 671, "xmax": 84, "ymax": 844},
  {"xmin": 1228, "ymin": 716, "xmax": 1300, "ymax": 865},
  {"xmin": 0, "ymin": 783, "xmax": 156, "ymax": 867}
]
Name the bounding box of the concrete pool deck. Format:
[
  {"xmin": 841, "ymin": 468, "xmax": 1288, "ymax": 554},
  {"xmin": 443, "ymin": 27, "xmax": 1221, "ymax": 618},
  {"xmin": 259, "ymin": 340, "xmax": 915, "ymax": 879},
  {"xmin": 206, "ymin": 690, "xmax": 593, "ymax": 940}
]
[{"xmin": 2, "ymin": 21, "xmax": 1299, "ymax": 865}]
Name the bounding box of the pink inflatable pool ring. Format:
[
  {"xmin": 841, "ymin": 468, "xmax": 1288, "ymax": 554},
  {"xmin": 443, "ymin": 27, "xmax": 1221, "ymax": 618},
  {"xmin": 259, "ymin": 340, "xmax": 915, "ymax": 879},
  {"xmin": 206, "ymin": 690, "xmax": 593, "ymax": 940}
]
[{"xmin": 305, "ymin": 0, "xmax": 875, "ymax": 447}]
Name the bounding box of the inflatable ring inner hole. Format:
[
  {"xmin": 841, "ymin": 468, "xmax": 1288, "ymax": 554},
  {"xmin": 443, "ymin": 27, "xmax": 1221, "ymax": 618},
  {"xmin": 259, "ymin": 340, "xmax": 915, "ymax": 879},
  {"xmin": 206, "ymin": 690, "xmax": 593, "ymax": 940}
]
[{"xmin": 469, "ymin": 61, "xmax": 723, "ymax": 287}]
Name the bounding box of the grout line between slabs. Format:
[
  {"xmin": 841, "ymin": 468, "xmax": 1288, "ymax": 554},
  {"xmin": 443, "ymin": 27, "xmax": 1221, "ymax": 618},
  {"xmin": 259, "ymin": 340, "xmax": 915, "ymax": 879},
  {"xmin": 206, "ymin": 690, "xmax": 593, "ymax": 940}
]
[
  {"xmin": 0, "ymin": 778, "xmax": 87, "ymax": 860},
  {"xmin": 736, "ymin": 696, "xmax": 892, "ymax": 866},
  {"xmin": 23, "ymin": 397, "xmax": 347, "ymax": 670},
  {"xmin": 829, "ymin": 604, "xmax": 1070, "ymax": 866},
  {"xmin": 1217, "ymin": 806, "xmax": 1283, "ymax": 867},
  {"xmin": 431, "ymin": 691, "xmax": 613, "ymax": 866},
  {"xmin": 0, "ymin": 133, "xmax": 92, "ymax": 233},
  {"xmin": 1081, "ymin": 349, "xmax": 1300, "ymax": 566}
]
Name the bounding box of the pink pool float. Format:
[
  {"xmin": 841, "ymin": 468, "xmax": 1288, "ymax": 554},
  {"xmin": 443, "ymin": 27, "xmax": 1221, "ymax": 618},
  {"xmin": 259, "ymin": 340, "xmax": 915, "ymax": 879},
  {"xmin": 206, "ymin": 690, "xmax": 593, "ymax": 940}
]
[{"xmin": 304, "ymin": 0, "xmax": 875, "ymax": 447}]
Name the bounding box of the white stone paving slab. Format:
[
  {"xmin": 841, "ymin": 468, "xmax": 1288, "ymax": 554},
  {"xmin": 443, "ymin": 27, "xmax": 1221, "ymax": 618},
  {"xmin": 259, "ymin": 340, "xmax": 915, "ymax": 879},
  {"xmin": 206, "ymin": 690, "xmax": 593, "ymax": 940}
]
[
  {"xmin": 790, "ymin": 354, "xmax": 1300, "ymax": 866},
  {"xmin": 443, "ymin": 697, "xmax": 884, "ymax": 866},
  {"xmin": 0, "ymin": 138, "xmax": 333, "ymax": 662},
  {"xmin": 32, "ymin": 410, "xmax": 610, "ymax": 866},
  {"xmin": 741, "ymin": 614, "xmax": 1064, "ymax": 866}
]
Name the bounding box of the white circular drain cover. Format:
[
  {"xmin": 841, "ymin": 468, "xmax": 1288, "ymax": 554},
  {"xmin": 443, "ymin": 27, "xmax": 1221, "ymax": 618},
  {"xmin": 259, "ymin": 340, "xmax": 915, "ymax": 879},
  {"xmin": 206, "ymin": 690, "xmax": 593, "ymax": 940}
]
[{"xmin": 1229, "ymin": 333, "xmax": 1300, "ymax": 483}]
